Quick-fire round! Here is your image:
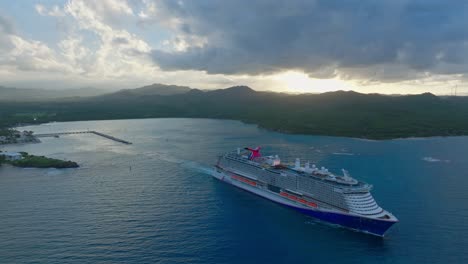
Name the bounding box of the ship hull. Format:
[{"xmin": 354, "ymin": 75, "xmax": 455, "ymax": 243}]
[
  {"xmin": 213, "ymin": 168, "xmax": 396, "ymax": 237},
  {"xmin": 284, "ymin": 204, "xmax": 396, "ymax": 236}
]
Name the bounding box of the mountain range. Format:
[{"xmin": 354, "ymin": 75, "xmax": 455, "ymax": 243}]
[
  {"xmin": 0, "ymin": 83, "xmax": 196, "ymax": 102},
  {"xmin": 0, "ymin": 86, "xmax": 110, "ymax": 101},
  {"xmin": 1, "ymin": 83, "xmax": 468, "ymax": 139}
]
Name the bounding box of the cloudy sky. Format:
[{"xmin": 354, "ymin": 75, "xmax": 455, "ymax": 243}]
[{"xmin": 0, "ymin": 0, "xmax": 467, "ymax": 94}]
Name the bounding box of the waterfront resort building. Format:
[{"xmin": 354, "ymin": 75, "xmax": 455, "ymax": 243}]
[{"xmin": 1, "ymin": 152, "xmax": 23, "ymax": 161}]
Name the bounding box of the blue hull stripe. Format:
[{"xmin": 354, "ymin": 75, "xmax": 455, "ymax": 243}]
[
  {"xmin": 249, "ymin": 187, "xmax": 395, "ymax": 236},
  {"xmin": 283, "ymin": 204, "xmax": 396, "ymax": 236},
  {"xmin": 215, "ymin": 171, "xmax": 396, "ymax": 236}
]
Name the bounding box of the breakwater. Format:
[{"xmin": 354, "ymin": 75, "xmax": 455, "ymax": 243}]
[{"xmin": 35, "ymin": 131, "xmax": 132, "ymax": 144}]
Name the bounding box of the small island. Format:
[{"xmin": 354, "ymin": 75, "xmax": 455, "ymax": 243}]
[
  {"xmin": 0, "ymin": 127, "xmax": 78, "ymax": 169},
  {"xmin": 0, "ymin": 151, "xmax": 79, "ymax": 169}
]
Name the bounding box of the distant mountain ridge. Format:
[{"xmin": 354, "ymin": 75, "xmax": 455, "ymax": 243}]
[
  {"xmin": 1, "ymin": 83, "xmax": 468, "ymax": 139},
  {"xmin": 100, "ymin": 83, "xmax": 193, "ymax": 98},
  {"xmin": 0, "ymin": 83, "xmax": 196, "ymax": 102},
  {"xmin": 0, "ymin": 86, "xmax": 107, "ymax": 101}
]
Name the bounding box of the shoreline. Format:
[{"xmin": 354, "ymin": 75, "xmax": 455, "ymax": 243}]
[
  {"xmin": 0, "ymin": 139, "xmax": 41, "ymax": 146},
  {"xmin": 0, "ymin": 151, "xmax": 79, "ymax": 169},
  {"xmin": 11, "ymin": 117, "xmax": 468, "ymax": 141}
]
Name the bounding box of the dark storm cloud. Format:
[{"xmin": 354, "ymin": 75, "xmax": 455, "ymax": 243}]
[{"xmin": 150, "ymin": 0, "xmax": 468, "ymax": 81}]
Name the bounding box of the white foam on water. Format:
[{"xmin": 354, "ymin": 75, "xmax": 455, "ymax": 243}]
[
  {"xmin": 422, "ymin": 157, "xmax": 450, "ymax": 163},
  {"xmin": 354, "ymin": 138, "xmax": 378, "ymax": 142},
  {"xmin": 143, "ymin": 151, "xmax": 184, "ymax": 164},
  {"xmin": 142, "ymin": 151, "xmax": 158, "ymax": 157},
  {"xmin": 45, "ymin": 169, "xmax": 62, "ymax": 176},
  {"xmin": 181, "ymin": 161, "xmax": 216, "ymax": 176},
  {"xmin": 143, "ymin": 151, "xmax": 216, "ymax": 176},
  {"xmin": 332, "ymin": 152, "xmax": 355, "ymax": 156}
]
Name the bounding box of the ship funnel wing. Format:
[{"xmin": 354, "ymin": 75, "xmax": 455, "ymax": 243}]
[{"xmin": 244, "ymin": 146, "xmax": 261, "ymax": 160}]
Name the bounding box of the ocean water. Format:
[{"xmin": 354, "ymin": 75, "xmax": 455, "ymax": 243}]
[{"xmin": 1, "ymin": 118, "xmax": 468, "ymax": 263}]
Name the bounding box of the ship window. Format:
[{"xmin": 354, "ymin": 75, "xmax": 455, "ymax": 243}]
[{"xmin": 267, "ymin": 184, "xmax": 281, "ymax": 193}]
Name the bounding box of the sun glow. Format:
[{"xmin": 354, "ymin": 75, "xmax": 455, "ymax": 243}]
[{"xmin": 272, "ymin": 71, "xmax": 354, "ymax": 93}]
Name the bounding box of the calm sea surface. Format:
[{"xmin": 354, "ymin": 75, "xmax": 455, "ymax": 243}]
[{"xmin": 1, "ymin": 118, "xmax": 468, "ymax": 263}]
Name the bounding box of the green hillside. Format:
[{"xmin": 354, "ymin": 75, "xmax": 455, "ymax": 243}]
[{"xmin": 1, "ymin": 85, "xmax": 468, "ymax": 139}]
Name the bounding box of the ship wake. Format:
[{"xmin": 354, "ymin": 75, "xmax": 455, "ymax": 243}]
[
  {"xmin": 181, "ymin": 161, "xmax": 216, "ymax": 176},
  {"xmin": 143, "ymin": 151, "xmax": 216, "ymax": 176}
]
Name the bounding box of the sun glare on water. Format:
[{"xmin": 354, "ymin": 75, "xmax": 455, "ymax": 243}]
[{"xmin": 273, "ymin": 71, "xmax": 353, "ymax": 93}]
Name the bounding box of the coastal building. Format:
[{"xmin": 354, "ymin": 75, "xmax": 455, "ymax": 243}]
[{"xmin": 1, "ymin": 152, "xmax": 23, "ymax": 161}]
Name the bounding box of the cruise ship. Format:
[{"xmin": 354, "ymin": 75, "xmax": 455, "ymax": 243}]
[{"xmin": 213, "ymin": 147, "xmax": 398, "ymax": 236}]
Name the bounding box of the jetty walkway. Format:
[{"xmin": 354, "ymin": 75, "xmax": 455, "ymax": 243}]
[{"xmin": 35, "ymin": 131, "xmax": 132, "ymax": 145}]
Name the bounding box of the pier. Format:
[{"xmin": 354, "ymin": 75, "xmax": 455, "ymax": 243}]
[{"xmin": 35, "ymin": 131, "xmax": 132, "ymax": 145}]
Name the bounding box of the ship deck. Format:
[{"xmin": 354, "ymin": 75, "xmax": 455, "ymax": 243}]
[{"xmin": 225, "ymin": 153, "xmax": 371, "ymax": 192}]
